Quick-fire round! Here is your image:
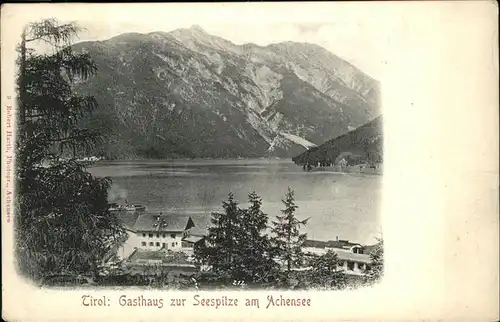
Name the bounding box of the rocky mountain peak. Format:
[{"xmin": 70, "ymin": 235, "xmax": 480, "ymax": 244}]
[
  {"xmin": 72, "ymin": 29, "xmax": 381, "ymax": 159},
  {"xmin": 189, "ymin": 24, "xmax": 207, "ymax": 33}
]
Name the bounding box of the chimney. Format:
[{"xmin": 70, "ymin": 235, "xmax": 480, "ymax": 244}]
[{"xmin": 336, "ymin": 236, "xmax": 339, "ymax": 241}]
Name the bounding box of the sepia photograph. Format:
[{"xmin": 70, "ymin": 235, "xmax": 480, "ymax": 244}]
[
  {"xmin": 2, "ymin": 2, "xmax": 498, "ymax": 321},
  {"xmin": 12, "ymin": 13, "xmax": 383, "ymax": 291}
]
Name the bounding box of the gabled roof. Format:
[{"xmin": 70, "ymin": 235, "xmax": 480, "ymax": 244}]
[
  {"xmin": 303, "ymin": 239, "xmax": 327, "ymax": 249},
  {"xmin": 133, "ymin": 213, "xmax": 195, "ymax": 232},
  {"xmin": 185, "ymin": 226, "xmax": 207, "ymax": 237},
  {"xmin": 189, "ymin": 214, "xmax": 211, "ymax": 230},
  {"xmin": 325, "ymin": 240, "xmax": 362, "ymax": 249},
  {"xmin": 181, "ymin": 226, "xmax": 207, "ymax": 244},
  {"xmin": 117, "ymin": 212, "xmax": 141, "ymax": 231}
]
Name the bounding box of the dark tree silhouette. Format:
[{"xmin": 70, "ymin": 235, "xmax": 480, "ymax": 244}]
[
  {"xmin": 237, "ymin": 191, "xmax": 278, "ymax": 284},
  {"xmin": 15, "ymin": 19, "xmax": 124, "ymax": 282},
  {"xmin": 194, "ymin": 191, "xmax": 278, "ymax": 287},
  {"xmin": 194, "ymin": 192, "xmax": 241, "ymax": 284},
  {"xmin": 270, "ymin": 187, "xmax": 309, "ymax": 286}
]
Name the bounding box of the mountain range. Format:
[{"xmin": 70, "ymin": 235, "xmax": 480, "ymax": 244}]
[{"xmin": 73, "ymin": 25, "xmax": 381, "ymax": 159}]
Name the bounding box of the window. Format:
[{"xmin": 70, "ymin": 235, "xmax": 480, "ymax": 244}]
[
  {"xmin": 141, "ymin": 242, "xmax": 146, "ymax": 246},
  {"xmin": 359, "ymin": 263, "xmax": 365, "ymax": 270},
  {"xmin": 142, "ymin": 233, "xmax": 146, "ymax": 237},
  {"xmin": 347, "ymin": 261, "xmax": 355, "ymax": 271},
  {"xmin": 353, "ymin": 247, "xmax": 363, "ymax": 254},
  {"xmin": 162, "ymin": 234, "xmax": 166, "ymax": 238},
  {"xmin": 149, "ymin": 242, "xmax": 154, "ymax": 246},
  {"xmin": 172, "ymin": 242, "xmax": 175, "ymax": 247},
  {"xmin": 162, "ymin": 243, "xmax": 166, "ymax": 248},
  {"xmin": 171, "ymin": 234, "xmax": 176, "ymax": 239},
  {"xmin": 156, "ymin": 233, "xmax": 160, "ymax": 238},
  {"xmin": 156, "ymin": 242, "xmax": 160, "ymax": 246},
  {"xmin": 148, "ymin": 233, "xmax": 153, "ymax": 238}
]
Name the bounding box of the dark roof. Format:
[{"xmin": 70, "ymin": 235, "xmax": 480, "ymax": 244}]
[
  {"xmin": 182, "ymin": 226, "xmax": 207, "ymax": 244},
  {"xmin": 117, "ymin": 212, "xmax": 141, "ymax": 231},
  {"xmin": 185, "ymin": 226, "xmax": 207, "ymax": 237},
  {"xmin": 183, "ymin": 235, "xmax": 204, "ymax": 243},
  {"xmin": 303, "ymin": 239, "xmax": 327, "ymax": 248},
  {"xmin": 133, "ymin": 213, "xmax": 194, "ymax": 232},
  {"xmin": 303, "ymin": 239, "xmax": 364, "ymax": 250},
  {"xmin": 189, "ymin": 214, "xmax": 211, "ymax": 230},
  {"xmin": 325, "ymin": 240, "xmax": 362, "ymax": 249}
]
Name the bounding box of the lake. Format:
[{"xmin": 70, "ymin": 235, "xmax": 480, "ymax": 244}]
[{"xmin": 88, "ymin": 159, "xmax": 382, "ymax": 245}]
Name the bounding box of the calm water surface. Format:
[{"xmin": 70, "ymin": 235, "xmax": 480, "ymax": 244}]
[{"xmin": 88, "ymin": 159, "xmax": 382, "ymax": 245}]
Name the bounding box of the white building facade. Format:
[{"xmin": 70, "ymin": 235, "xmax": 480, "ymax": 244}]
[
  {"xmin": 136, "ymin": 230, "xmax": 184, "ymax": 251},
  {"xmin": 114, "ymin": 213, "xmax": 200, "ymax": 260},
  {"xmin": 303, "ymin": 239, "xmax": 372, "ymax": 276}
]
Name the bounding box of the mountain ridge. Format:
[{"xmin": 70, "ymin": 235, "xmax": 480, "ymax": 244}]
[
  {"xmin": 72, "ymin": 26, "xmax": 381, "ymax": 159},
  {"xmin": 292, "ymin": 115, "xmax": 383, "ymax": 168}
]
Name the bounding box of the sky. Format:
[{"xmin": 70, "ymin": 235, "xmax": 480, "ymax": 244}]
[
  {"xmin": 74, "ymin": 20, "xmax": 389, "ymax": 79},
  {"xmin": 4, "ymin": 3, "xmax": 411, "ymax": 80}
]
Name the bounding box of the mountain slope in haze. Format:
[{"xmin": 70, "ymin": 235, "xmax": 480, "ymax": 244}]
[
  {"xmin": 292, "ymin": 116, "xmax": 383, "ymax": 167},
  {"xmin": 73, "ymin": 26, "xmax": 381, "ymax": 159}
]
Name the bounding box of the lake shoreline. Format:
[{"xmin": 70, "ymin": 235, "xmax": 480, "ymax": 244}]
[{"xmin": 89, "ymin": 159, "xmax": 381, "ymax": 245}]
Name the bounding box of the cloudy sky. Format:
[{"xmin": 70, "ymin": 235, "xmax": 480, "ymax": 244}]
[{"xmin": 4, "ymin": 3, "xmax": 414, "ymax": 80}]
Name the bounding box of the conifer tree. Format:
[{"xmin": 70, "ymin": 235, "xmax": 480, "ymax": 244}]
[
  {"xmin": 237, "ymin": 191, "xmax": 277, "ymax": 284},
  {"xmin": 270, "ymin": 187, "xmax": 308, "ymax": 286},
  {"xmin": 194, "ymin": 192, "xmax": 241, "ymax": 284},
  {"xmin": 15, "ymin": 19, "xmax": 124, "ymax": 282}
]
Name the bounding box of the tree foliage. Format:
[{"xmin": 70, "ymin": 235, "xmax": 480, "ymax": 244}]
[
  {"xmin": 307, "ymin": 251, "xmax": 347, "ymax": 289},
  {"xmin": 194, "ymin": 193, "xmax": 240, "ymax": 284},
  {"xmin": 236, "ymin": 191, "xmax": 277, "ymax": 284},
  {"xmin": 270, "ymin": 187, "xmax": 308, "ymax": 285},
  {"xmin": 364, "ymin": 237, "xmax": 384, "ymax": 284},
  {"xmin": 15, "ymin": 19, "xmax": 124, "ymax": 282},
  {"xmin": 194, "ymin": 191, "xmax": 279, "ymax": 287},
  {"xmin": 292, "ymin": 116, "xmax": 383, "ymax": 170},
  {"xmin": 193, "ymin": 189, "xmax": 363, "ymax": 290}
]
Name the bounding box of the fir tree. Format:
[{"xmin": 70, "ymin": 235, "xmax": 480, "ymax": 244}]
[
  {"xmin": 15, "ymin": 19, "xmax": 124, "ymax": 282},
  {"xmin": 270, "ymin": 187, "xmax": 308, "ymax": 286},
  {"xmin": 194, "ymin": 192, "xmax": 241, "ymax": 284},
  {"xmin": 237, "ymin": 191, "xmax": 277, "ymax": 284}
]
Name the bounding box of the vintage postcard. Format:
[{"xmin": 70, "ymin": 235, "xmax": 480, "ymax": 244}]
[{"xmin": 2, "ymin": 2, "xmax": 498, "ymax": 321}]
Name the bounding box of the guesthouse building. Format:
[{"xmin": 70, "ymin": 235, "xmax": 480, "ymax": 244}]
[
  {"xmin": 113, "ymin": 212, "xmax": 207, "ymax": 260},
  {"xmin": 302, "ymin": 237, "xmax": 372, "ymax": 276}
]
